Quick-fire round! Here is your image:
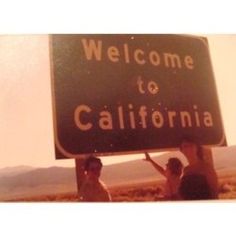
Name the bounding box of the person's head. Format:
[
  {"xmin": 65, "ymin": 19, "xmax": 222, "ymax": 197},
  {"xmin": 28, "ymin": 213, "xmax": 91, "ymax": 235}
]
[
  {"xmin": 84, "ymin": 155, "xmax": 103, "ymax": 180},
  {"xmin": 166, "ymin": 157, "xmax": 183, "ymax": 177},
  {"xmin": 179, "ymin": 135, "xmax": 203, "ymax": 163}
]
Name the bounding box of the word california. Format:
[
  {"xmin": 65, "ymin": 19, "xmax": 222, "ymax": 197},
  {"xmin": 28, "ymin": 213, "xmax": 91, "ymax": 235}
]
[{"xmin": 74, "ymin": 104, "xmax": 213, "ymax": 131}]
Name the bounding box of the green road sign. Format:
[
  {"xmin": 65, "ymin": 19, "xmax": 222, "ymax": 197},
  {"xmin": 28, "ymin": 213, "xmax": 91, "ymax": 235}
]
[{"xmin": 50, "ymin": 34, "xmax": 226, "ymax": 159}]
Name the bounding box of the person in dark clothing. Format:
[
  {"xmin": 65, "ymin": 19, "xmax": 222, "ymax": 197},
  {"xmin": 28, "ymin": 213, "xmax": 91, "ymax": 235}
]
[
  {"xmin": 179, "ymin": 174, "xmax": 212, "ymax": 200},
  {"xmin": 179, "ymin": 136, "xmax": 218, "ymax": 200}
]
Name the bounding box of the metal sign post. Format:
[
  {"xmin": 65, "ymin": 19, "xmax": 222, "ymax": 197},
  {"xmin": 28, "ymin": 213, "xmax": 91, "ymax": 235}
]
[{"xmin": 75, "ymin": 158, "xmax": 85, "ymax": 192}]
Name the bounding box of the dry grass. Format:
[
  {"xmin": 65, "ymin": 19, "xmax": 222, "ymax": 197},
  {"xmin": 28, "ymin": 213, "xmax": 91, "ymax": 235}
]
[
  {"xmin": 110, "ymin": 182, "xmax": 165, "ymax": 202},
  {"xmin": 5, "ymin": 192, "xmax": 79, "ymax": 202},
  {"xmin": 4, "ymin": 174, "xmax": 236, "ymax": 202}
]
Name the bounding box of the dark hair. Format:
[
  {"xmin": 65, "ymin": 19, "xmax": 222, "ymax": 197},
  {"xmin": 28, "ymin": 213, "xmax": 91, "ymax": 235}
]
[
  {"xmin": 167, "ymin": 158, "xmax": 183, "ymax": 176},
  {"xmin": 84, "ymin": 155, "xmax": 102, "ymax": 171},
  {"xmin": 179, "ymin": 174, "xmax": 212, "ymax": 200},
  {"xmin": 180, "ymin": 135, "xmax": 204, "ymax": 160}
]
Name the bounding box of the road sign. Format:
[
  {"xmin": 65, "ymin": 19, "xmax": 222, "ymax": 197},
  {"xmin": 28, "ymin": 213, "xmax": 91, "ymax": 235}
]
[{"xmin": 50, "ymin": 34, "xmax": 226, "ymax": 159}]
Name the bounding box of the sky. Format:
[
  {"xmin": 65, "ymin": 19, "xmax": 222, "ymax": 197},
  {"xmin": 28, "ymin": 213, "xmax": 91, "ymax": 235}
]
[{"xmin": 0, "ymin": 35, "xmax": 236, "ymax": 168}]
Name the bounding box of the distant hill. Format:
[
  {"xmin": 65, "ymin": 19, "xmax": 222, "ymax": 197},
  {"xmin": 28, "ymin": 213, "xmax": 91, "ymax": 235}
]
[
  {"xmin": 0, "ymin": 165, "xmax": 35, "ymax": 177},
  {"xmin": 0, "ymin": 146, "xmax": 236, "ymax": 201},
  {"xmin": 101, "ymin": 151, "xmax": 188, "ymax": 186},
  {"xmin": 102, "ymin": 145, "xmax": 236, "ymax": 186},
  {"xmin": 0, "ymin": 167, "xmax": 78, "ymax": 201},
  {"xmin": 0, "ymin": 166, "xmax": 76, "ymax": 188}
]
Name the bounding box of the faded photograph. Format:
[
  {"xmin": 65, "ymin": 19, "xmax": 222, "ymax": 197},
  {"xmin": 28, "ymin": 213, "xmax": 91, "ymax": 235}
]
[{"xmin": 0, "ymin": 35, "xmax": 236, "ymax": 202}]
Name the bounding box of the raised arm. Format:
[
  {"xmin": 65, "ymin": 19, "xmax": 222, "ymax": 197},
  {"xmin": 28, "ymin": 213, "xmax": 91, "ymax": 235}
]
[{"xmin": 144, "ymin": 152, "xmax": 166, "ymax": 177}]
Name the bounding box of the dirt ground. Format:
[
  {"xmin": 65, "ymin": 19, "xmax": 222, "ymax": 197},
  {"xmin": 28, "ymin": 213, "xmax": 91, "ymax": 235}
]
[{"xmin": 5, "ymin": 175, "xmax": 236, "ymax": 202}]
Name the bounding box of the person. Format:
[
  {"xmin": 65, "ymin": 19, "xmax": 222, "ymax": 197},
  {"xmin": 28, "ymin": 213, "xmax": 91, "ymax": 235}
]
[
  {"xmin": 179, "ymin": 135, "xmax": 219, "ymax": 200},
  {"xmin": 144, "ymin": 152, "xmax": 183, "ymax": 200},
  {"xmin": 78, "ymin": 155, "xmax": 112, "ymax": 202}
]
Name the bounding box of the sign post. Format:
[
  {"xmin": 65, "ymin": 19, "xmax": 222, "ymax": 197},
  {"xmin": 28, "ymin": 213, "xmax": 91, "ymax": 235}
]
[
  {"xmin": 75, "ymin": 159, "xmax": 86, "ymax": 191},
  {"xmin": 50, "ymin": 34, "xmax": 226, "ymax": 160}
]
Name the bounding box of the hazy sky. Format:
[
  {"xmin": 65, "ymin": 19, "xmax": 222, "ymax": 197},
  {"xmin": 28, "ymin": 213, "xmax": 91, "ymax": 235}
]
[{"xmin": 0, "ymin": 35, "xmax": 236, "ymax": 168}]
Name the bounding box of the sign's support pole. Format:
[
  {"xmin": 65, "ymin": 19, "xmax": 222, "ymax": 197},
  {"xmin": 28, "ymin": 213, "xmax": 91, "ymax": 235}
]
[
  {"xmin": 203, "ymin": 146, "xmax": 214, "ymax": 167},
  {"xmin": 75, "ymin": 158, "xmax": 86, "ymax": 193}
]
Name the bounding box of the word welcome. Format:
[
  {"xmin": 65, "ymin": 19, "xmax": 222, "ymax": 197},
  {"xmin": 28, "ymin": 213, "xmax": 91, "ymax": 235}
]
[{"xmin": 81, "ymin": 38, "xmax": 195, "ymax": 70}]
